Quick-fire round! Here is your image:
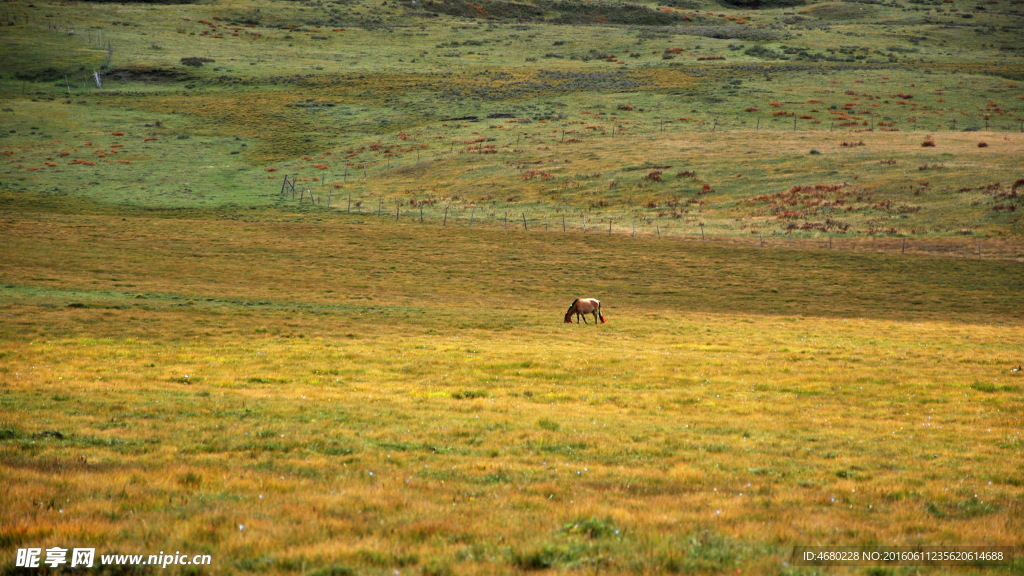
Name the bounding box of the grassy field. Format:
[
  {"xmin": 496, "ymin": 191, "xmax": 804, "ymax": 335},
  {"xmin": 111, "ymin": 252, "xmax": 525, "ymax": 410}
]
[
  {"xmin": 1, "ymin": 0, "xmax": 1022, "ymax": 236},
  {"xmin": 1, "ymin": 204, "xmax": 1022, "ymax": 574},
  {"xmin": 1, "ymin": 0, "xmax": 1023, "ymax": 572}
]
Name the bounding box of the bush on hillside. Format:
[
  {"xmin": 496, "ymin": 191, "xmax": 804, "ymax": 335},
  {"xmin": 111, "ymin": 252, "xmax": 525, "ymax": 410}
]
[{"xmin": 180, "ymin": 57, "xmax": 215, "ymax": 67}]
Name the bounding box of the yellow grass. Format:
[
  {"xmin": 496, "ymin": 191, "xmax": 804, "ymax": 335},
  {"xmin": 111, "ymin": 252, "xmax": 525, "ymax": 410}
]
[{"xmin": 1, "ymin": 207, "xmax": 1021, "ymax": 574}]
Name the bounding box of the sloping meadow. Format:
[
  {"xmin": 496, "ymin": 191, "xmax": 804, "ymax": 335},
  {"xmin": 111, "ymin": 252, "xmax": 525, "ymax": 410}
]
[{"xmin": 1, "ymin": 0, "xmax": 1022, "ymax": 237}]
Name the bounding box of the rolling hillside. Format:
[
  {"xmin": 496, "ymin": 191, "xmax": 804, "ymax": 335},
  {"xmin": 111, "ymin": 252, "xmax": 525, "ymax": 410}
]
[{"xmin": 1, "ymin": 0, "xmax": 1022, "ymax": 237}]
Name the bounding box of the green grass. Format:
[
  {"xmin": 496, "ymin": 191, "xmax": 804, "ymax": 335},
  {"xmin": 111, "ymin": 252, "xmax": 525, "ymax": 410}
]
[{"xmin": 1, "ymin": 0, "xmax": 1022, "ymax": 236}]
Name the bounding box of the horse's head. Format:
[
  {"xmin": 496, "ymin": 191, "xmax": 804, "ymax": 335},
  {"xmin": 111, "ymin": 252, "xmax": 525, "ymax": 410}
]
[{"xmin": 564, "ymin": 312, "xmax": 574, "ymax": 323}]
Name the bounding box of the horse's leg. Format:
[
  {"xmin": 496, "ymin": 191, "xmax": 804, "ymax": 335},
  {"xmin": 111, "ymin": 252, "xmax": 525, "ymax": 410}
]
[{"xmin": 580, "ymin": 313, "xmax": 587, "ymax": 324}]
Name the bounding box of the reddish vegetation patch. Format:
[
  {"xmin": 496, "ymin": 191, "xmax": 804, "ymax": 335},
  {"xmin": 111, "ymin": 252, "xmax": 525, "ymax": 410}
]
[
  {"xmin": 961, "ymin": 182, "xmax": 1022, "ymax": 213},
  {"xmin": 521, "ymin": 169, "xmax": 552, "ymax": 180},
  {"xmin": 743, "ymin": 184, "xmax": 927, "ymax": 234}
]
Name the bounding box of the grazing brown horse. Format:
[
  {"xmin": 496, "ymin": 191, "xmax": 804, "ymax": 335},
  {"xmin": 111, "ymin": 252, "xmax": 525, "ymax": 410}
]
[{"xmin": 564, "ymin": 298, "xmax": 605, "ymax": 324}]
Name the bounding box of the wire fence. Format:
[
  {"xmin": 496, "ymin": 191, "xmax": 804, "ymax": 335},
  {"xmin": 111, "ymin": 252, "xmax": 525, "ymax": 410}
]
[
  {"xmin": 13, "ymin": 7, "xmax": 1023, "ymax": 263},
  {"xmin": 277, "ymin": 176, "xmax": 1024, "ymax": 262}
]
